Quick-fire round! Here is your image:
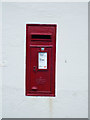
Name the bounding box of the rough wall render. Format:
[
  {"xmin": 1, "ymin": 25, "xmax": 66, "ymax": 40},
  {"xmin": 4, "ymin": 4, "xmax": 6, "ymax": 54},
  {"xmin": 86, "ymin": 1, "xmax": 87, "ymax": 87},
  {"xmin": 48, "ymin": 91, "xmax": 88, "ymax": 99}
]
[{"xmin": 2, "ymin": 2, "xmax": 88, "ymax": 118}]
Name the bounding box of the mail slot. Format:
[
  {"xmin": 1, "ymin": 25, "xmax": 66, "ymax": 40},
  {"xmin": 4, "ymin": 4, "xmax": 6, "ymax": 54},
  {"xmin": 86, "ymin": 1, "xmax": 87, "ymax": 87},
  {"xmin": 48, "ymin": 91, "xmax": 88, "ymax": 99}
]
[{"xmin": 26, "ymin": 24, "xmax": 57, "ymax": 96}]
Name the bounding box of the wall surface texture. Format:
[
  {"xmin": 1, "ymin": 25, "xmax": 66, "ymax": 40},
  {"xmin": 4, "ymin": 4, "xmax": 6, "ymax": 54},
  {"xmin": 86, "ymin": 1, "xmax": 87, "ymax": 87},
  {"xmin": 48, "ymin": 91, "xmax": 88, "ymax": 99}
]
[
  {"xmin": 2, "ymin": 2, "xmax": 88, "ymax": 118},
  {"xmin": 0, "ymin": 1, "xmax": 2, "ymax": 119}
]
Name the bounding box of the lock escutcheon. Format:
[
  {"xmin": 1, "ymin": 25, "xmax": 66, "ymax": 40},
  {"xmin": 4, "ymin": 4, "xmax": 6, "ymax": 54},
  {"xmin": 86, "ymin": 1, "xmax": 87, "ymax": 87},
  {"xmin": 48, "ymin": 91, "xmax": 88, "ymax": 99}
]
[{"xmin": 33, "ymin": 66, "xmax": 36, "ymax": 72}]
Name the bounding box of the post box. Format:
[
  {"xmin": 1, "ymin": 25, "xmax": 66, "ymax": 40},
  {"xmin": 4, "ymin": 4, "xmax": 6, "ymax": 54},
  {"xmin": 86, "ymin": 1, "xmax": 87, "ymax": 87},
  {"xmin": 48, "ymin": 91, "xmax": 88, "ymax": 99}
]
[{"xmin": 26, "ymin": 24, "xmax": 57, "ymax": 96}]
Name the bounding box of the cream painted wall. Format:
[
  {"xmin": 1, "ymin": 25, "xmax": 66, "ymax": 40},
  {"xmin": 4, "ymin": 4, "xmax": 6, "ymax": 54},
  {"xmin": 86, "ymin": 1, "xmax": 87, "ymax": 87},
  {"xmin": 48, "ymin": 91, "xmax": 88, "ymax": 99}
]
[
  {"xmin": 0, "ymin": 1, "xmax": 2, "ymax": 119},
  {"xmin": 2, "ymin": 2, "xmax": 88, "ymax": 118}
]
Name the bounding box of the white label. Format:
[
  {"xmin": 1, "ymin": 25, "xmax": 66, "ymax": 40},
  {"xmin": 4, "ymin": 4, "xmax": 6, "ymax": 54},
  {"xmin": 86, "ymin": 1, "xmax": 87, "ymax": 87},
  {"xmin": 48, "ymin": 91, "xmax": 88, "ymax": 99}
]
[{"xmin": 38, "ymin": 52, "xmax": 47, "ymax": 69}]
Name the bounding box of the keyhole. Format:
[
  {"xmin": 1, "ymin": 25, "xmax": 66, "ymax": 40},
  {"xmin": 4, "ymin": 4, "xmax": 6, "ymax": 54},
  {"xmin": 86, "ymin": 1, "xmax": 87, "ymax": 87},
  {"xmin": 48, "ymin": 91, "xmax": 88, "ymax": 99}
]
[{"xmin": 33, "ymin": 66, "xmax": 36, "ymax": 71}]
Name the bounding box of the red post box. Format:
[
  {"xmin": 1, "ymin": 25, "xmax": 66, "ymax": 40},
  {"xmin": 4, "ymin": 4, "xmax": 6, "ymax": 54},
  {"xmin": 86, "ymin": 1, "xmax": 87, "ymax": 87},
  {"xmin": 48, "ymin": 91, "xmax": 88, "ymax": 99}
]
[{"xmin": 26, "ymin": 24, "xmax": 57, "ymax": 96}]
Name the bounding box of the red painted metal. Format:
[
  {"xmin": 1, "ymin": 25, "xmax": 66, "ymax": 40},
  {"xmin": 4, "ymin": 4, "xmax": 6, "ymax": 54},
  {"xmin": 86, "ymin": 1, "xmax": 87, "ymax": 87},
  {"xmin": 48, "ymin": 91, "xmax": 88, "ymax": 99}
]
[{"xmin": 26, "ymin": 24, "xmax": 57, "ymax": 97}]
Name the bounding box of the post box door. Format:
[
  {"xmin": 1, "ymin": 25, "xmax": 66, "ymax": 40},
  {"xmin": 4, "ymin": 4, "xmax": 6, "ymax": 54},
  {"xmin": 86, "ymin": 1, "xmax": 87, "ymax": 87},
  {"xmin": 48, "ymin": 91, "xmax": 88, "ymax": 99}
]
[{"xmin": 30, "ymin": 47, "xmax": 52, "ymax": 93}]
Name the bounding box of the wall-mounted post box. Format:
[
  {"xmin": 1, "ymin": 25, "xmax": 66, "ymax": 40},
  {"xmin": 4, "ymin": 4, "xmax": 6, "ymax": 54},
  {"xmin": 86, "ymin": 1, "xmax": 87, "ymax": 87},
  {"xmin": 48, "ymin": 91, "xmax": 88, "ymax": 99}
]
[{"xmin": 26, "ymin": 24, "xmax": 57, "ymax": 96}]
